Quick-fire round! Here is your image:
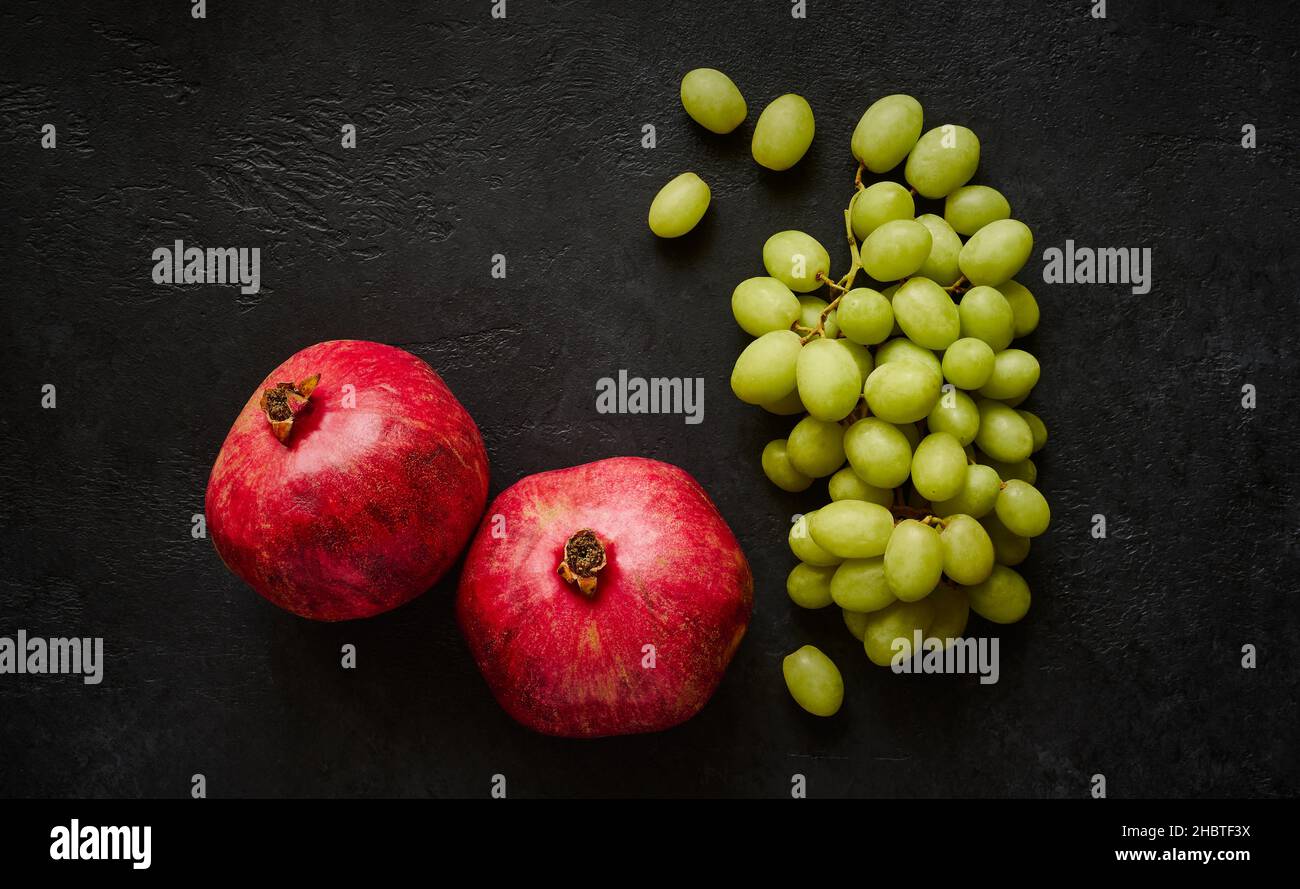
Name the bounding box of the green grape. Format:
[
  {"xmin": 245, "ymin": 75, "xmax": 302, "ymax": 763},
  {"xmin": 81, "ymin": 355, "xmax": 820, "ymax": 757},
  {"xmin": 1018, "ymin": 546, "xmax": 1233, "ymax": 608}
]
[
  {"xmin": 837, "ymin": 287, "xmax": 894, "ymax": 345},
  {"xmin": 752, "ymin": 94, "xmax": 815, "ymax": 171},
  {"xmin": 828, "ymin": 467, "xmax": 892, "ymax": 505},
  {"xmin": 978, "ymin": 454, "xmax": 1036, "ymax": 484},
  {"xmin": 938, "ymin": 514, "xmax": 995, "ymax": 585},
  {"xmin": 975, "ymin": 399, "xmax": 1034, "ymax": 462},
  {"xmin": 863, "ymin": 598, "xmax": 936, "ymax": 667},
  {"xmin": 851, "ymin": 94, "xmax": 923, "ymax": 173},
  {"xmin": 904, "ymin": 125, "xmax": 980, "ymax": 198},
  {"xmin": 910, "ymin": 432, "xmax": 968, "ymax": 502},
  {"xmin": 730, "ymin": 330, "xmax": 801, "ymax": 404},
  {"xmin": 838, "ymin": 338, "xmax": 873, "ymax": 386},
  {"xmin": 883, "ymin": 519, "xmax": 944, "ymax": 601},
  {"xmin": 831, "ymin": 557, "xmax": 897, "ymax": 613},
  {"xmin": 850, "ymin": 181, "xmax": 915, "ymax": 240},
  {"xmin": 786, "ymin": 562, "xmax": 836, "ymax": 609},
  {"xmin": 764, "ymin": 230, "xmax": 831, "ymax": 292},
  {"xmin": 761, "ymin": 387, "xmax": 807, "ymax": 416},
  {"xmin": 941, "ymin": 337, "xmax": 995, "ymax": 390},
  {"xmin": 978, "ymin": 349, "xmax": 1040, "ymax": 402},
  {"xmin": 959, "ymin": 219, "xmax": 1033, "ymax": 286},
  {"xmin": 789, "ymin": 512, "xmax": 841, "ymax": 566},
  {"xmin": 964, "ymin": 564, "xmax": 1030, "ymax": 624},
  {"xmin": 925, "ymin": 584, "xmax": 970, "ymax": 643},
  {"xmin": 782, "ymin": 645, "xmax": 843, "ymax": 716},
  {"xmin": 957, "ymin": 285, "xmax": 1015, "ymax": 351},
  {"xmin": 980, "ymin": 514, "xmax": 1030, "ymax": 566},
  {"xmin": 731, "ymin": 277, "xmax": 800, "ymax": 336},
  {"xmin": 943, "ymin": 185, "xmax": 1011, "ymax": 236},
  {"xmin": 796, "ymin": 338, "xmax": 861, "ymax": 422},
  {"xmin": 891, "ymin": 277, "xmax": 960, "ymax": 349},
  {"xmin": 843, "ymin": 608, "xmax": 870, "ymax": 641},
  {"xmin": 1017, "ymin": 409, "xmax": 1048, "ymax": 452},
  {"xmin": 898, "ymin": 421, "xmax": 924, "ymax": 451},
  {"xmin": 808, "ymin": 499, "xmax": 895, "ymax": 559},
  {"xmin": 647, "ymin": 172, "xmax": 711, "ymax": 238},
  {"xmin": 843, "ymin": 417, "xmax": 912, "ymax": 487},
  {"xmin": 679, "ymin": 68, "xmax": 747, "ymax": 134},
  {"xmin": 927, "ymin": 386, "xmax": 980, "ymax": 445},
  {"xmin": 863, "ymin": 361, "xmax": 943, "ymax": 424},
  {"xmin": 860, "ymin": 219, "xmax": 933, "ymax": 282},
  {"xmin": 915, "ymin": 213, "xmax": 963, "ymax": 286},
  {"xmin": 787, "ymin": 415, "xmax": 846, "ymax": 477},
  {"xmin": 796, "ymin": 295, "xmax": 840, "ymax": 338},
  {"xmin": 931, "ymin": 463, "xmax": 1001, "ymax": 518},
  {"xmin": 1000, "ymin": 392, "xmax": 1030, "ymax": 408},
  {"xmin": 875, "ymin": 337, "xmax": 943, "ymax": 377},
  {"xmin": 761, "ymin": 439, "xmax": 813, "ymax": 492},
  {"xmin": 997, "ymin": 279, "xmax": 1040, "ymax": 337},
  {"xmin": 995, "ymin": 479, "xmax": 1051, "ymax": 537}
]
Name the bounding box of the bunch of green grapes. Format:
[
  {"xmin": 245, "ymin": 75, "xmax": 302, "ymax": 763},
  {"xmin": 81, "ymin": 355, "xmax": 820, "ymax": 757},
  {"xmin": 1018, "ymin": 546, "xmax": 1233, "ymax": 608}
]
[{"xmin": 728, "ymin": 95, "xmax": 1050, "ymax": 717}]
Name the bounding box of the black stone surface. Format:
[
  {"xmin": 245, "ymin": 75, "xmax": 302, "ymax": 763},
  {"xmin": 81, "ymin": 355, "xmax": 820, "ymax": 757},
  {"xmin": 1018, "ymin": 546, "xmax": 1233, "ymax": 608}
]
[{"xmin": 1, "ymin": 0, "xmax": 1297, "ymax": 798}]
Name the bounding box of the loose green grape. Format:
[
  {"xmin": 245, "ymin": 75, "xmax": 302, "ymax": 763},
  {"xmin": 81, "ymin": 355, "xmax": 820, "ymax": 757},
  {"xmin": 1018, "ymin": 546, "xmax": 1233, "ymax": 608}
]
[
  {"xmin": 978, "ymin": 348, "xmax": 1040, "ymax": 401},
  {"xmin": 828, "ymin": 467, "xmax": 892, "ymax": 505},
  {"xmin": 764, "ymin": 230, "xmax": 830, "ymax": 292},
  {"xmin": 843, "ymin": 417, "xmax": 912, "ymax": 487},
  {"xmin": 809, "ymin": 499, "xmax": 895, "ymax": 559},
  {"xmin": 786, "ymin": 562, "xmax": 836, "ymax": 609},
  {"xmin": 927, "ymin": 386, "xmax": 980, "ymax": 445},
  {"xmin": 964, "ymin": 565, "xmax": 1030, "ymax": 624},
  {"xmin": 904, "ymin": 125, "xmax": 980, "ymax": 198},
  {"xmin": 782, "ymin": 645, "xmax": 843, "ymax": 716},
  {"xmin": 975, "ymin": 399, "xmax": 1034, "ymax": 462},
  {"xmin": 850, "ymin": 181, "xmax": 915, "ymax": 240},
  {"xmin": 679, "ymin": 68, "xmax": 747, "ymax": 134},
  {"xmin": 863, "ymin": 361, "xmax": 943, "ymax": 424},
  {"xmin": 980, "ymin": 514, "xmax": 1031, "ymax": 566},
  {"xmin": 796, "ymin": 295, "xmax": 840, "ymax": 339},
  {"xmin": 838, "ymin": 338, "xmax": 873, "ymax": 386},
  {"xmin": 752, "ymin": 94, "xmax": 815, "ymax": 171},
  {"xmin": 787, "ymin": 415, "xmax": 846, "ymax": 477},
  {"xmin": 851, "ymin": 94, "xmax": 923, "ymax": 173},
  {"xmin": 938, "ymin": 514, "xmax": 995, "ymax": 585},
  {"xmin": 892, "ymin": 277, "xmax": 960, "ymax": 349},
  {"xmin": 925, "ymin": 584, "xmax": 970, "ymax": 644},
  {"xmin": 931, "ymin": 463, "xmax": 1001, "ymax": 518},
  {"xmin": 943, "ymin": 185, "xmax": 1011, "ymax": 236},
  {"xmin": 790, "ymin": 512, "xmax": 841, "ymax": 566},
  {"xmin": 831, "ymin": 557, "xmax": 897, "ymax": 613},
  {"xmin": 997, "ymin": 280, "xmax": 1040, "ymax": 337},
  {"xmin": 915, "ymin": 213, "xmax": 963, "ymax": 286},
  {"xmin": 761, "ymin": 439, "xmax": 813, "ymax": 493},
  {"xmin": 959, "ymin": 219, "xmax": 1033, "ymax": 286},
  {"xmin": 648, "ymin": 172, "xmax": 711, "ymax": 238},
  {"xmin": 875, "ymin": 337, "xmax": 943, "ymax": 377},
  {"xmin": 884, "ymin": 519, "xmax": 944, "ymax": 601},
  {"xmin": 911, "ymin": 432, "xmax": 968, "ymax": 502},
  {"xmin": 995, "ymin": 479, "xmax": 1051, "ymax": 537},
  {"xmin": 843, "ymin": 608, "xmax": 870, "ymax": 641},
  {"xmin": 863, "ymin": 598, "xmax": 936, "ymax": 667},
  {"xmin": 730, "ymin": 329, "xmax": 801, "ymax": 405},
  {"xmin": 1017, "ymin": 409, "xmax": 1048, "ymax": 452},
  {"xmin": 861, "ymin": 219, "xmax": 933, "ymax": 283},
  {"xmin": 731, "ymin": 277, "xmax": 800, "ymax": 336},
  {"xmin": 978, "ymin": 454, "xmax": 1036, "ymax": 484},
  {"xmin": 957, "ymin": 285, "xmax": 1015, "ymax": 351},
  {"xmin": 941, "ymin": 338, "xmax": 996, "ymax": 390},
  {"xmin": 796, "ymin": 338, "xmax": 861, "ymax": 422},
  {"xmin": 761, "ymin": 387, "xmax": 807, "ymax": 416},
  {"xmin": 837, "ymin": 287, "xmax": 894, "ymax": 345}
]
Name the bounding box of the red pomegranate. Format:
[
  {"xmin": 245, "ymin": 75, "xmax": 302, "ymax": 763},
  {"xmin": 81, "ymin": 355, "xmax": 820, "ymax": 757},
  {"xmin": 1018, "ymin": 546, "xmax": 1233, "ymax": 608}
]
[
  {"xmin": 206, "ymin": 340, "xmax": 489, "ymax": 621},
  {"xmin": 457, "ymin": 457, "xmax": 753, "ymax": 737}
]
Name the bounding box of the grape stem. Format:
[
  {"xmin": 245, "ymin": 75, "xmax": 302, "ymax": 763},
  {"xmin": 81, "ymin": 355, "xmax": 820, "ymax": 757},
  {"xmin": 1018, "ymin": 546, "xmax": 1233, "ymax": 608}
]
[
  {"xmin": 944, "ymin": 275, "xmax": 969, "ymax": 294},
  {"xmin": 853, "ymin": 161, "xmax": 865, "ymax": 191}
]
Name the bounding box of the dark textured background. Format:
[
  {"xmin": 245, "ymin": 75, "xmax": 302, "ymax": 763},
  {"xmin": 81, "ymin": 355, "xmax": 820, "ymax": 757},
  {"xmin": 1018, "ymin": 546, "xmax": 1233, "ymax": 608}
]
[{"xmin": 2, "ymin": 0, "xmax": 1297, "ymax": 798}]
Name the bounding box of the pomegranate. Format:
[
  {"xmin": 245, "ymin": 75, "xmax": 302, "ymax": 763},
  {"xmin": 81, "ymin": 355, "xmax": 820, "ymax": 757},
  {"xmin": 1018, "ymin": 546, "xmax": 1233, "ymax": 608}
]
[
  {"xmin": 457, "ymin": 457, "xmax": 753, "ymax": 737},
  {"xmin": 206, "ymin": 340, "xmax": 488, "ymax": 621}
]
